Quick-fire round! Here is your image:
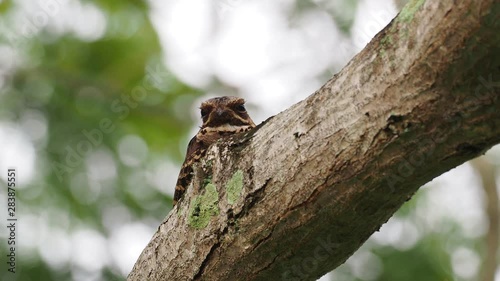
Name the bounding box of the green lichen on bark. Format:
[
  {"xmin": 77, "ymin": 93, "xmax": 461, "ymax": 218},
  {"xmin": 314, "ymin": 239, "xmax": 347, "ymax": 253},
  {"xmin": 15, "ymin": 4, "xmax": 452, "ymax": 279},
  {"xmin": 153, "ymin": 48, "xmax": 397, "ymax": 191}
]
[
  {"xmin": 379, "ymin": 37, "xmax": 391, "ymax": 57},
  {"xmin": 380, "ymin": 35, "xmax": 393, "ymax": 46},
  {"xmin": 398, "ymin": 0, "xmax": 425, "ymax": 23},
  {"xmin": 188, "ymin": 183, "xmax": 219, "ymax": 229},
  {"xmin": 226, "ymin": 170, "xmax": 244, "ymax": 205}
]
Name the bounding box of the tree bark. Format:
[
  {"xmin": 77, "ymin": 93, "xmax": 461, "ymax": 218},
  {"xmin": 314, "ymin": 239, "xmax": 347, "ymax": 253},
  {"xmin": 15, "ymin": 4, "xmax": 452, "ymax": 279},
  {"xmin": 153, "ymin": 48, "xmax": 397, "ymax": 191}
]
[
  {"xmin": 472, "ymin": 158, "xmax": 499, "ymax": 281},
  {"xmin": 128, "ymin": 0, "xmax": 500, "ymax": 280}
]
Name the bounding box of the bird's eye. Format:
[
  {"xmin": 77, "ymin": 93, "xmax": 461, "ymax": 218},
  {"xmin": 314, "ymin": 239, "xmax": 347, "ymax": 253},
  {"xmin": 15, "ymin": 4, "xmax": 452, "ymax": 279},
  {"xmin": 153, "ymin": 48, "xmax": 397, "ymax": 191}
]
[
  {"xmin": 200, "ymin": 108, "xmax": 209, "ymax": 118},
  {"xmin": 236, "ymin": 104, "xmax": 246, "ymax": 112}
]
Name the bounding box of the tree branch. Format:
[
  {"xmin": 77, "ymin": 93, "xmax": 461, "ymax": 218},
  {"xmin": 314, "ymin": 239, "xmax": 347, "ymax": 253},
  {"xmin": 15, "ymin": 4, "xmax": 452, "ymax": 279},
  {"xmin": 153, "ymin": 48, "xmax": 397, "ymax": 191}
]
[
  {"xmin": 472, "ymin": 158, "xmax": 499, "ymax": 281},
  {"xmin": 128, "ymin": 0, "xmax": 500, "ymax": 280}
]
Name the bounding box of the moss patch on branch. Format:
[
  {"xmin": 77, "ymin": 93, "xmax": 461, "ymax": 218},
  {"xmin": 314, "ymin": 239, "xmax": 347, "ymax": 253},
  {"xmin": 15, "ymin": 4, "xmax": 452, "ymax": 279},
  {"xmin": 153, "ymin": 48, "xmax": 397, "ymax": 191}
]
[
  {"xmin": 226, "ymin": 170, "xmax": 244, "ymax": 205},
  {"xmin": 398, "ymin": 0, "xmax": 425, "ymax": 23},
  {"xmin": 188, "ymin": 183, "xmax": 220, "ymax": 229}
]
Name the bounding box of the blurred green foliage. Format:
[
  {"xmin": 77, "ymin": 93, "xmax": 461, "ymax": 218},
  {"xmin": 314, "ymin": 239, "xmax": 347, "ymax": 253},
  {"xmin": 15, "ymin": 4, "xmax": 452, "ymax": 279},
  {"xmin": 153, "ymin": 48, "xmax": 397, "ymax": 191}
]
[{"xmin": 0, "ymin": 1, "xmax": 201, "ymax": 280}]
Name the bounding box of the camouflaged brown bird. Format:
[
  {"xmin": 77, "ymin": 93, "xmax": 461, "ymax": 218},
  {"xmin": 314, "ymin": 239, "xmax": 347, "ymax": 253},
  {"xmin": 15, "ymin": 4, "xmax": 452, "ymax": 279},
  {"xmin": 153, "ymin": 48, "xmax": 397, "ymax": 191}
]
[{"xmin": 173, "ymin": 96, "xmax": 256, "ymax": 206}]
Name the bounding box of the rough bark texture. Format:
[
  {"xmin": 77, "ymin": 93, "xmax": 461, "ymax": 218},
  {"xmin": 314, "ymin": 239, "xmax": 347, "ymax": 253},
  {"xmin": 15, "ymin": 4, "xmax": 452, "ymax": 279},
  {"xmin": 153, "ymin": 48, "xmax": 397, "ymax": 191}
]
[{"xmin": 128, "ymin": 0, "xmax": 500, "ymax": 280}]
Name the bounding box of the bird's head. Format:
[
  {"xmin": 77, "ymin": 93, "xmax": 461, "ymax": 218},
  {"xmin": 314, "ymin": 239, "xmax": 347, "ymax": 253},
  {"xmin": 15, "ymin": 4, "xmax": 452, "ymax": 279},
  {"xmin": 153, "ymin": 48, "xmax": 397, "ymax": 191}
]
[{"xmin": 199, "ymin": 96, "xmax": 255, "ymax": 129}]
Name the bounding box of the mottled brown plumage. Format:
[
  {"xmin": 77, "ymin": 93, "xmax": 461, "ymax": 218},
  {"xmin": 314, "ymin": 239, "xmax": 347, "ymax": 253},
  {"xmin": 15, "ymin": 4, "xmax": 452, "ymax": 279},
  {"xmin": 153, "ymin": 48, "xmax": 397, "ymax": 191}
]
[{"xmin": 173, "ymin": 96, "xmax": 256, "ymax": 206}]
